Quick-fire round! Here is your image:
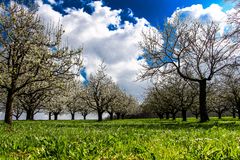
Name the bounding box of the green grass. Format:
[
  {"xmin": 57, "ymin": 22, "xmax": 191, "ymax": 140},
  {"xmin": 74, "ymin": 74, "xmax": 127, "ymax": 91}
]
[{"xmin": 1, "ymin": 117, "xmax": 240, "ymax": 159}]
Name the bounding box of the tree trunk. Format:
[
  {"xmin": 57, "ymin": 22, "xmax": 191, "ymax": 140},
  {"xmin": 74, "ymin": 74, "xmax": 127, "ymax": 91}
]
[
  {"xmin": 30, "ymin": 112, "xmax": 34, "ymax": 120},
  {"xmin": 83, "ymin": 114, "xmax": 87, "ymax": 120},
  {"xmin": 49, "ymin": 112, "xmax": 52, "ymax": 120},
  {"xmin": 199, "ymin": 80, "xmax": 209, "ymax": 122},
  {"xmin": 54, "ymin": 113, "xmax": 58, "ymax": 120},
  {"xmin": 121, "ymin": 114, "xmax": 125, "ymax": 119},
  {"xmin": 218, "ymin": 112, "xmax": 222, "ymax": 119},
  {"xmin": 26, "ymin": 109, "xmax": 34, "ymax": 120},
  {"xmin": 232, "ymin": 108, "xmax": 236, "ymax": 118},
  {"xmin": 97, "ymin": 110, "xmax": 103, "ymax": 121},
  {"xmin": 4, "ymin": 91, "xmax": 14, "ymax": 125},
  {"xmin": 237, "ymin": 102, "xmax": 240, "ymax": 119},
  {"xmin": 182, "ymin": 109, "xmax": 187, "ymax": 121},
  {"xmin": 71, "ymin": 113, "xmax": 75, "ymax": 120},
  {"xmin": 26, "ymin": 110, "xmax": 31, "ymax": 120},
  {"xmin": 172, "ymin": 113, "xmax": 176, "ymax": 120},
  {"xmin": 195, "ymin": 114, "xmax": 199, "ymax": 119},
  {"xmin": 116, "ymin": 113, "xmax": 121, "ymax": 119},
  {"xmin": 166, "ymin": 112, "xmax": 169, "ymax": 119},
  {"xmin": 156, "ymin": 112, "xmax": 164, "ymax": 119},
  {"xmin": 109, "ymin": 112, "xmax": 113, "ymax": 120},
  {"xmin": 16, "ymin": 116, "xmax": 19, "ymax": 120}
]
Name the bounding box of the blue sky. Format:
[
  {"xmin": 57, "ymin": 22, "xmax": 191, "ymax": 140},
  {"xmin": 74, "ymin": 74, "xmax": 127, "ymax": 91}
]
[
  {"xmin": 102, "ymin": 0, "xmax": 231, "ymax": 26},
  {"xmin": 39, "ymin": 0, "xmax": 233, "ymax": 27}
]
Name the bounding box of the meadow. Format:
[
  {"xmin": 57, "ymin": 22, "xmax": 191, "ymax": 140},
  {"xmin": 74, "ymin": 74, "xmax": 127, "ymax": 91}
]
[{"xmin": 0, "ymin": 118, "xmax": 240, "ymax": 159}]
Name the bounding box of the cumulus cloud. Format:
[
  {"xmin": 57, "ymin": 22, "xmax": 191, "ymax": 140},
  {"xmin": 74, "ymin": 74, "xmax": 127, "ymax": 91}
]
[
  {"xmin": 36, "ymin": 0, "xmax": 151, "ymax": 100},
  {"xmin": 48, "ymin": 0, "xmax": 56, "ymax": 5},
  {"xmin": 168, "ymin": 4, "xmax": 235, "ymax": 36},
  {"xmin": 175, "ymin": 4, "xmax": 227, "ymax": 22}
]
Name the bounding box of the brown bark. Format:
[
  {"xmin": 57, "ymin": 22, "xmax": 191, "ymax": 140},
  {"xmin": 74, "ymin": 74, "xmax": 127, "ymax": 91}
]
[
  {"xmin": 97, "ymin": 110, "xmax": 103, "ymax": 121},
  {"xmin": 4, "ymin": 91, "xmax": 14, "ymax": 125},
  {"xmin": 108, "ymin": 112, "xmax": 114, "ymax": 120},
  {"xmin": 182, "ymin": 109, "xmax": 187, "ymax": 121},
  {"xmin": 121, "ymin": 114, "xmax": 125, "ymax": 119},
  {"xmin": 232, "ymin": 108, "xmax": 236, "ymax": 118},
  {"xmin": 116, "ymin": 113, "xmax": 121, "ymax": 119},
  {"xmin": 195, "ymin": 114, "xmax": 199, "ymax": 119},
  {"xmin": 26, "ymin": 109, "xmax": 34, "ymax": 120},
  {"xmin": 48, "ymin": 112, "xmax": 52, "ymax": 120},
  {"xmin": 156, "ymin": 112, "xmax": 164, "ymax": 119},
  {"xmin": 199, "ymin": 80, "xmax": 209, "ymax": 122},
  {"xmin": 237, "ymin": 102, "xmax": 240, "ymax": 119},
  {"xmin": 71, "ymin": 113, "xmax": 75, "ymax": 120},
  {"xmin": 54, "ymin": 113, "xmax": 58, "ymax": 120},
  {"xmin": 166, "ymin": 112, "xmax": 170, "ymax": 119},
  {"xmin": 172, "ymin": 113, "xmax": 176, "ymax": 120},
  {"xmin": 218, "ymin": 112, "xmax": 222, "ymax": 119}
]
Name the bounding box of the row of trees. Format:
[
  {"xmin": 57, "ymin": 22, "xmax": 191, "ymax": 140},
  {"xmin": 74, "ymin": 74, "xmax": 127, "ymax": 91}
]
[
  {"xmin": 79, "ymin": 64, "xmax": 139, "ymax": 121},
  {"xmin": 0, "ymin": 3, "xmax": 139, "ymax": 124},
  {"xmin": 142, "ymin": 65, "xmax": 240, "ymax": 121},
  {"xmin": 143, "ymin": 73, "xmax": 197, "ymax": 121},
  {"xmin": 45, "ymin": 64, "xmax": 139, "ymax": 121},
  {"xmin": 5, "ymin": 64, "xmax": 139, "ymax": 121},
  {"xmin": 140, "ymin": 6, "xmax": 240, "ymax": 122}
]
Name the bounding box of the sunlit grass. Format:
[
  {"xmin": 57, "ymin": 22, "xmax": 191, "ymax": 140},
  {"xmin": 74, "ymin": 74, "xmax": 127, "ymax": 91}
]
[{"xmin": 0, "ymin": 117, "xmax": 240, "ymax": 159}]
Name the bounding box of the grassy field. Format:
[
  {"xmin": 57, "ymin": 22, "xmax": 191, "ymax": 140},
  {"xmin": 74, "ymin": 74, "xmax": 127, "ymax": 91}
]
[{"xmin": 0, "ymin": 118, "xmax": 240, "ymax": 159}]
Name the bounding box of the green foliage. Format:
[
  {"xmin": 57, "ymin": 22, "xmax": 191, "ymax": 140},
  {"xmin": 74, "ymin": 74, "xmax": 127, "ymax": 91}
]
[{"xmin": 0, "ymin": 118, "xmax": 240, "ymax": 159}]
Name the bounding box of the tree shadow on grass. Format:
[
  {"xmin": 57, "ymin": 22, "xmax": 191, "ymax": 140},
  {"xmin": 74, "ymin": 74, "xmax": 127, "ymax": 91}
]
[
  {"xmin": 3, "ymin": 118, "xmax": 239, "ymax": 131},
  {"xmin": 88, "ymin": 120, "xmax": 240, "ymax": 130}
]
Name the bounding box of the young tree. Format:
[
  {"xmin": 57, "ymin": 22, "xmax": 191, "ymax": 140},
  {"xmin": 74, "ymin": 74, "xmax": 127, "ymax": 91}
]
[
  {"xmin": 0, "ymin": 3, "xmax": 82, "ymax": 124},
  {"xmin": 140, "ymin": 16, "xmax": 239, "ymax": 122},
  {"xmin": 46, "ymin": 94, "xmax": 66, "ymax": 120},
  {"xmin": 114, "ymin": 92, "xmax": 138, "ymax": 119},
  {"xmin": 208, "ymin": 85, "xmax": 230, "ymax": 119},
  {"xmin": 80, "ymin": 64, "xmax": 116, "ymax": 121},
  {"xmin": 222, "ymin": 66, "xmax": 240, "ymax": 118},
  {"xmin": 12, "ymin": 98, "xmax": 24, "ymax": 120},
  {"xmin": 71, "ymin": 81, "xmax": 93, "ymax": 120},
  {"xmin": 147, "ymin": 73, "xmax": 197, "ymax": 121},
  {"xmin": 142, "ymin": 89, "xmax": 164, "ymax": 119},
  {"xmin": 161, "ymin": 74, "xmax": 197, "ymax": 121},
  {"xmin": 79, "ymin": 105, "xmax": 91, "ymax": 120},
  {"xmin": 190, "ymin": 105, "xmax": 200, "ymax": 119},
  {"xmin": 105, "ymin": 83, "xmax": 122, "ymax": 120},
  {"xmin": 156, "ymin": 82, "xmax": 179, "ymax": 120},
  {"xmin": 16, "ymin": 82, "xmax": 50, "ymax": 120},
  {"xmin": 64, "ymin": 79, "xmax": 92, "ymax": 120},
  {"xmin": 124, "ymin": 95, "xmax": 139, "ymax": 119},
  {"xmin": 64, "ymin": 80, "xmax": 81, "ymax": 120},
  {"xmin": 66, "ymin": 101, "xmax": 79, "ymax": 120}
]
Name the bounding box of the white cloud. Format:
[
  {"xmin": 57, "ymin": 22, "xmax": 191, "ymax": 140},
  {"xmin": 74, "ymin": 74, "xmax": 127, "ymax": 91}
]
[
  {"xmin": 37, "ymin": 2, "xmax": 62, "ymax": 24},
  {"xmin": 169, "ymin": 4, "xmax": 235, "ymax": 36},
  {"xmin": 172, "ymin": 4, "xmax": 227, "ymax": 22},
  {"xmin": 36, "ymin": 1, "xmax": 151, "ymax": 100},
  {"xmin": 48, "ymin": 0, "xmax": 56, "ymax": 5}
]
